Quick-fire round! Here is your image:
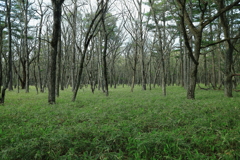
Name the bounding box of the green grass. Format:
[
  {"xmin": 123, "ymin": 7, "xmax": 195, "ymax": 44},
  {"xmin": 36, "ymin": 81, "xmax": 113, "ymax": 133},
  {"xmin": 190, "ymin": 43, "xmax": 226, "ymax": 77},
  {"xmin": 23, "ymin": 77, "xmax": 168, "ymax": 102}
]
[{"xmin": 1, "ymin": 85, "xmax": 240, "ymax": 160}]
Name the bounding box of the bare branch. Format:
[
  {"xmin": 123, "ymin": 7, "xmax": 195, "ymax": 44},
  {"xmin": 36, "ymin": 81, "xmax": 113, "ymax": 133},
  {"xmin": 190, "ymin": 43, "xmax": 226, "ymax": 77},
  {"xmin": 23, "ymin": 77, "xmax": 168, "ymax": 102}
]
[{"xmin": 201, "ymin": 37, "xmax": 240, "ymax": 49}]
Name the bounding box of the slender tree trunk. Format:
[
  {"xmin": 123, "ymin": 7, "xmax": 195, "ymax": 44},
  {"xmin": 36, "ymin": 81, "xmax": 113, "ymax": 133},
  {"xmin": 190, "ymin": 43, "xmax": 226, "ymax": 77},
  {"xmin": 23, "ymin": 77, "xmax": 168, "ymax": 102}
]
[
  {"xmin": 21, "ymin": 62, "xmax": 26, "ymax": 89},
  {"xmin": 36, "ymin": 2, "xmax": 45, "ymax": 93},
  {"xmin": 218, "ymin": 1, "xmax": 234, "ymax": 97},
  {"xmin": 187, "ymin": 36, "xmax": 201, "ymax": 99},
  {"xmin": 33, "ymin": 63, "xmax": 39, "ymax": 94},
  {"xmin": 187, "ymin": 62, "xmax": 198, "ymax": 99},
  {"xmin": 72, "ymin": 1, "xmax": 105, "ymax": 102},
  {"xmin": 211, "ymin": 51, "xmax": 217, "ymax": 88},
  {"xmin": 56, "ymin": 31, "xmax": 62, "ymax": 97},
  {"xmin": 48, "ymin": 0, "xmax": 64, "ymax": 104},
  {"xmin": 141, "ymin": 49, "xmax": 147, "ymax": 90},
  {"xmin": 72, "ymin": 47, "xmax": 87, "ymax": 101},
  {"xmin": 179, "ymin": 34, "xmax": 184, "ymax": 87},
  {"xmin": 153, "ymin": 67, "xmax": 159, "ymax": 88},
  {"xmin": 218, "ymin": 53, "xmax": 222, "ymax": 87},
  {"xmin": 149, "ymin": 0, "xmax": 166, "ymax": 95},
  {"xmin": 97, "ymin": 46, "xmax": 101, "ymax": 91},
  {"xmin": 224, "ymin": 45, "xmax": 234, "ymax": 97},
  {"xmin": 43, "ymin": 29, "xmax": 50, "ymax": 91},
  {"xmin": 17, "ymin": 59, "xmax": 20, "ymax": 93},
  {"xmin": 24, "ymin": 0, "xmax": 29, "ymax": 93},
  {"xmin": 102, "ymin": 39, "xmax": 108, "ymax": 96},
  {"xmin": 209, "ymin": 17, "xmax": 217, "ymax": 89},
  {"xmin": 61, "ymin": 65, "xmax": 65, "ymax": 90},
  {"xmin": 204, "ymin": 54, "xmax": 207, "ymax": 86},
  {"xmin": 131, "ymin": 44, "xmax": 138, "ymax": 92},
  {"xmin": 137, "ymin": 0, "xmax": 146, "ymax": 91},
  {"xmin": 149, "ymin": 56, "xmax": 152, "ymax": 90},
  {"xmin": 0, "ymin": 28, "xmax": 4, "ymax": 93},
  {"xmin": 0, "ymin": 0, "xmax": 12, "ymax": 104},
  {"xmin": 183, "ymin": 47, "xmax": 188, "ymax": 90},
  {"xmin": 71, "ymin": 2, "xmax": 77, "ymax": 91},
  {"xmin": 101, "ymin": 1, "xmax": 109, "ymax": 96}
]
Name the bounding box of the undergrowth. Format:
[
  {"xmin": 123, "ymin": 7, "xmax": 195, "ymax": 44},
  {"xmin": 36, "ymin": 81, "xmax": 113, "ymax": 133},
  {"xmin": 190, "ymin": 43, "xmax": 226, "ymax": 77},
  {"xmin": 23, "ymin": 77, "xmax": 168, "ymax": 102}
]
[{"xmin": 0, "ymin": 85, "xmax": 240, "ymax": 159}]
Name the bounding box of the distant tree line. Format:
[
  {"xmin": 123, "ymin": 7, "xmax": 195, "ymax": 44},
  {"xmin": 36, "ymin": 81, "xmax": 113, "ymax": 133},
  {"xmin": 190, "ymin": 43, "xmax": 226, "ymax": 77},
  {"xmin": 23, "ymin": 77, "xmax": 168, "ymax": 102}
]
[{"xmin": 0, "ymin": 0, "xmax": 240, "ymax": 104}]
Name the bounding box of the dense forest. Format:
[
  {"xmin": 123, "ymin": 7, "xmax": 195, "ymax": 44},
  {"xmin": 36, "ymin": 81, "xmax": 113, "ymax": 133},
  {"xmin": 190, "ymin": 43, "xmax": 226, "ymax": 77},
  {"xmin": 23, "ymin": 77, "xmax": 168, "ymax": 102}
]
[
  {"xmin": 1, "ymin": 0, "xmax": 240, "ymax": 159},
  {"xmin": 0, "ymin": 0, "xmax": 240, "ymax": 104}
]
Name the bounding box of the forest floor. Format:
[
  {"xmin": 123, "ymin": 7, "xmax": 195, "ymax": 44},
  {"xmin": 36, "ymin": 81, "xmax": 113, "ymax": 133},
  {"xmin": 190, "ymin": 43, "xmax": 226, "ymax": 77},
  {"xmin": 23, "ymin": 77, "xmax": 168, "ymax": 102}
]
[{"xmin": 1, "ymin": 85, "xmax": 240, "ymax": 159}]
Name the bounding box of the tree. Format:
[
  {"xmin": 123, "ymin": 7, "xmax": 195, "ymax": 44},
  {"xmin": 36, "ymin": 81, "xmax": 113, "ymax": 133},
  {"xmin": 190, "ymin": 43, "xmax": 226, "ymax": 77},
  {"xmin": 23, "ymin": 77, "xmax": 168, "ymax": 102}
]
[
  {"xmin": 48, "ymin": 0, "xmax": 64, "ymax": 104},
  {"xmin": 100, "ymin": 1, "xmax": 110, "ymax": 96},
  {"xmin": 6, "ymin": 0, "xmax": 40, "ymax": 91},
  {"xmin": 0, "ymin": 0, "xmax": 7, "ymax": 93},
  {"xmin": 0, "ymin": 0, "xmax": 12, "ymax": 104},
  {"xmin": 22, "ymin": 0, "xmax": 30, "ymax": 92},
  {"xmin": 175, "ymin": 0, "xmax": 240, "ymax": 99},
  {"xmin": 216, "ymin": 0, "xmax": 240, "ymax": 97},
  {"xmin": 62, "ymin": 0, "xmax": 79, "ymax": 91},
  {"xmin": 149, "ymin": 0, "xmax": 166, "ymax": 95},
  {"xmin": 122, "ymin": 9, "xmax": 139, "ymax": 92},
  {"xmin": 0, "ymin": 0, "xmax": 7, "ymax": 91},
  {"xmin": 35, "ymin": 0, "xmax": 48, "ymax": 93},
  {"xmin": 122, "ymin": 0, "xmax": 149, "ymax": 91},
  {"xmin": 136, "ymin": 0, "xmax": 148, "ymax": 90},
  {"xmin": 72, "ymin": 0, "xmax": 106, "ymax": 102}
]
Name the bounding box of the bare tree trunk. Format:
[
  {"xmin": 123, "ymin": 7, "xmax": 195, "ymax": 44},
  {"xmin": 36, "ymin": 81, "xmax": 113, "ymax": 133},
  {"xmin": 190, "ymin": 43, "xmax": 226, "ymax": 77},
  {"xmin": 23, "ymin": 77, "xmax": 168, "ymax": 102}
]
[
  {"xmin": 71, "ymin": 1, "xmax": 77, "ymax": 91},
  {"xmin": 224, "ymin": 48, "xmax": 233, "ymax": 97},
  {"xmin": 203, "ymin": 53, "xmax": 207, "ymax": 86},
  {"xmin": 208, "ymin": 16, "xmax": 217, "ymax": 89},
  {"xmin": 149, "ymin": 55, "xmax": 152, "ymax": 90},
  {"xmin": 183, "ymin": 47, "xmax": 188, "ymax": 90},
  {"xmin": 131, "ymin": 44, "xmax": 138, "ymax": 92},
  {"xmin": 138, "ymin": 0, "xmax": 147, "ymax": 91},
  {"xmin": 24, "ymin": 0, "xmax": 29, "ymax": 93},
  {"xmin": 36, "ymin": 0, "xmax": 46, "ymax": 93},
  {"xmin": 97, "ymin": 40, "xmax": 102, "ymax": 91},
  {"xmin": 72, "ymin": 2, "xmax": 104, "ymax": 101},
  {"xmin": 211, "ymin": 51, "xmax": 217, "ymax": 88},
  {"xmin": 48, "ymin": 0, "xmax": 64, "ymax": 104},
  {"xmin": 0, "ymin": 26, "xmax": 5, "ymax": 93},
  {"xmin": 101, "ymin": 16, "xmax": 109, "ymax": 96},
  {"xmin": 0, "ymin": 0, "xmax": 12, "ymax": 104},
  {"xmin": 43, "ymin": 28, "xmax": 50, "ymax": 91},
  {"xmin": 33, "ymin": 63, "xmax": 39, "ymax": 94},
  {"xmin": 140, "ymin": 48, "xmax": 147, "ymax": 90},
  {"xmin": 102, "ymin": 39, "xmax": 108, "ymax": 96},
  {"xmin": 218, "ymin": 1, "xmax": 234, "ymax": 97},
  {"xmin": 187, "ymin": 62, "xmax": 198, "ymax": 99},
  {"xmin": 186, "ymin": 37, "xmax": 201, "ymax": 99},
  {"xmin": 180, "ymin": 34, "xmax": 184, "ymax": 87},
  {"xmin": 149, "ymin": 0, "xmax": 166, "ymax": 95},
  {"xmin": 56, "ymin": 31, "xmax": 62, "ymax": 97}
]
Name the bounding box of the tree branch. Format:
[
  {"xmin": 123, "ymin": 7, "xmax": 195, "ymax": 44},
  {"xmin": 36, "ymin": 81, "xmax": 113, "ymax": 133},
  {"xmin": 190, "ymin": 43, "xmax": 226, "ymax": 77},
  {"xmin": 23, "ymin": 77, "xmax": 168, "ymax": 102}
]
[
  {"xmin": 202, "ymin": 0, "xmax": 240, "ymax": 28},
  {"xmin": 201, "ymin": 37, "xmax": 240, "ymax": 49}
]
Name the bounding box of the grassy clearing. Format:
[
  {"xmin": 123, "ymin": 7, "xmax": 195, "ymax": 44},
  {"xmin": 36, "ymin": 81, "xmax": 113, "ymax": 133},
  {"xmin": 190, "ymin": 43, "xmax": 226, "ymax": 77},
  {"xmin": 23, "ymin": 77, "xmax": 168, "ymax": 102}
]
[{"xmin": 1, "ymin": 85, "xmax": 240, "ymax": 159}]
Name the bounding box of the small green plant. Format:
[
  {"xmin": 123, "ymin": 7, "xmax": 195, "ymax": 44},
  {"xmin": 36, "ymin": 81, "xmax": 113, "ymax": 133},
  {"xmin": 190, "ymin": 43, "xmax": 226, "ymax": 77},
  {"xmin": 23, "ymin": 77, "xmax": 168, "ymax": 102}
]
[{"xmin": 0, "ymin": 86, "xmax": 240, "ymax": 159}]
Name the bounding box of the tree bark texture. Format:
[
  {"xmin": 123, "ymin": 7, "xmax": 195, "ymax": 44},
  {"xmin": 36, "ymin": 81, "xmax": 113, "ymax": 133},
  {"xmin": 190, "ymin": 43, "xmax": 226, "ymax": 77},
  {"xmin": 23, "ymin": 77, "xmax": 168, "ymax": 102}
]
[
  {"xmin": 48, "ymin": 0, "xmax": 64, "ymax": 104},
  {"xmin": 0, "ymin": 0, "xmax": 12, "ymax": 104},
  {"xmin": 101, "ymin": 13, "xmax": 109, "ymax": 96},
  {"xmin": 24, "ymin": 0, "xmax": 29, "ymax": 93}
]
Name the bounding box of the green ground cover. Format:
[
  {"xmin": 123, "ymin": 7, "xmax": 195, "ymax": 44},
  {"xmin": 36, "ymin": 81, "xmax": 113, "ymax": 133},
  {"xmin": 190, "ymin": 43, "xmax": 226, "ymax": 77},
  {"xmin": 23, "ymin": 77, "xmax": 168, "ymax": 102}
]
[{"xmin": 0, "ymin": 85, "xmax": 240, "ymax": 159}]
